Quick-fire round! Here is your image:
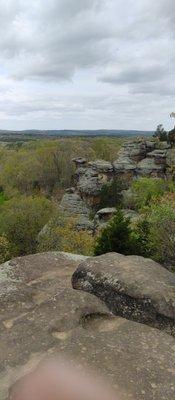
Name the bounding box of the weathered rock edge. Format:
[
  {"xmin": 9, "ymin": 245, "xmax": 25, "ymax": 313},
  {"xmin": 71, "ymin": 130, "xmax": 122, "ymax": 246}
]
[{"xmin": 72, "ymin": 252, "xmax": 175, "ymax": 336}]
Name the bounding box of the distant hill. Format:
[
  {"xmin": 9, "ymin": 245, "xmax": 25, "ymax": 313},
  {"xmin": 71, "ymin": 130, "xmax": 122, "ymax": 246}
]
[{"xmin": 0, "ymin": 129, "xmax": 153, "ymax": 142}]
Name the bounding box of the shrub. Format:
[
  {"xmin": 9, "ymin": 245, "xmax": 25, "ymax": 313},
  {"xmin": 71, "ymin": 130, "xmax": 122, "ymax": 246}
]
[
  {"xmin": 129, "ymin": 178, "xmax": 173, "ymax": 211},
  {"xmin": 91, "ymin": 137, "xmax": 122, "ymax": 161},
  {"xmin": 98, "ymin": 178, "xmax": 123, "ymax": 210},
  {"xmin": 94, "ymin": 209, "xmax": 139, "ymax": 256},
  {"xmin": 38, "ymin": 215, "xmax": 93, "ymax": 256},
  {"xmin": 133, "ymin": 201, "xmax": 175, "ymax": 266},
  {"xmin": 0, "ymin": 196, "xmax": 55, "ymax": 256},
  {"xmin": 0, "ymin": 235, "xmax": 12, "ymax": 263},
  {"xmin": 147, "ymin": 203, "xmax": 175, "ymax": 265},
  {"xmin": 132, "ymin": 218, "xmax": 152, "ymax": 258},
  {"xmin": 0, "ymin": 192, "xmax": 7, "ymax": 205}
]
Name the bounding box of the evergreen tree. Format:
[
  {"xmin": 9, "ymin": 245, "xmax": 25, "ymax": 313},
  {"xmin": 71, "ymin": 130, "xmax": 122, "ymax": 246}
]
[{"xmin": 94, "ymin": 210, "xmax": 137, "ymax": 256}]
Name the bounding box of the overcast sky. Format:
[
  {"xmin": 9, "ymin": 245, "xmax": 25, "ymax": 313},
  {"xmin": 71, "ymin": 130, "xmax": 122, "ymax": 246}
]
[{"xmin": 0, "ymin": 0, "xmax": 174, "ymax": 131}]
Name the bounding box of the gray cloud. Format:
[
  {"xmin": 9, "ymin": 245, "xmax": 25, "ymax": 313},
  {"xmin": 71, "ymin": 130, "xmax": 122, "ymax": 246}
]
[
  {"xmin": 0, "ymin": 0, "xmax": 174, "ymax": 130},
  {"xmin": 100, "ymin": 65, "xmax": 168, "ymax": 85},
  {"xmin": 0, "ymin": 0, "xmax": 113, "ymax": 81}
]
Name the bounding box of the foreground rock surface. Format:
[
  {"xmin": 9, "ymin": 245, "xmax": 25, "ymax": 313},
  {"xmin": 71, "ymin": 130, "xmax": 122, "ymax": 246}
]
[
  {"xmin": 0, "ymin": 252, "xmax": 175, "ymax": 400},
  {"xmin": 72, "ymin": 252, "xmax": 175, "ymax": 335}
]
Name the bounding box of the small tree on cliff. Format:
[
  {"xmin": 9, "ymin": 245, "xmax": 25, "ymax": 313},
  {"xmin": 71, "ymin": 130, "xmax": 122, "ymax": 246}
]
[
  {"xmin": 153, "ymin": 124, "xmax": 167, "ymax": 141},
  {"xmin": 168, "ymin": 127, "xmax": 175, "ymax": 146},
  {"xmin": 98, "ymin": 178, "xmax": 123, "ymax": 209},
  {"xmin": 94, "ymin": 210, "xmax": 138, "ymax": 256}
]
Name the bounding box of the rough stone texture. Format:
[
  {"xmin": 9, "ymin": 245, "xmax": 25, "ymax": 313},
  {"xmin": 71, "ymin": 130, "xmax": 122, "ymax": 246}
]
[
  {"xmin": 136, "ymin": 157, "xmax": 165, "ymax": 177},
  {"xmin": 77, "ymin": 169, "xmax": 101, "ymax": 195},
  {"xmin": 58, "ymin": 192, "xmax": 94, "ymax": 230},
  {"xmin": 113, "ymin": 156, "xmax": 136, "ymax": 172},
  {"xmin": 166, "ymin": 148, "xmax": 175, "ymax": 179},
  {"xmin": 72, "ymin": 252, "xmax": 175, "ymax": 335},
  {"xmin": 112, "ymin": 139, "xmax": 169, "ymax": 182},
  {"xmin": 59, "ymin": 320, "xmax": 175, "ymax": 400},
  {"xmin": 94, "ymin": 208, "xmax": 139, "ymax": 232},
  {"xmin": 147, "ymin": 149, "xmax": 167, "ymax": 165},
  {"xmin": 0, "ymin": 252, "xmax": 175, "ymax": 400},
  {"xmin": 70, "ymin": 139, "xmax": 173, "ymax": 209},
  {"xmin": 75, "ymin": 160, "xmax": 114, "ymax": 206},
  {"xmin": 59, "ymin": 193, "xmax": 90, "ymax": 216},
  {"xmin": 76, "ymin": 168, "xmax": 105, "ymax": 206},
  {"xmin": 75, "ymin": 215, "xmax": 94, "ymax": 232},
  {"xmin": 88, "ymin": 160, "xmax": 113, "ymax": 173},
  {"xmin": 72, "ymin": 157, "xmax": 87, "ymax": 167},
  {"xmin": 95, "ymin": 207, "xmax": 116, "ymax": 222},
  {"xmin": 94, "ymin": 208, "xmax": 116, "ymax": 231}
]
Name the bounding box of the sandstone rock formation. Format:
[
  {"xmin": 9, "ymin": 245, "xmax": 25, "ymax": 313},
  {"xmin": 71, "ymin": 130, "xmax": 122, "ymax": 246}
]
[
  {"xmin": 94, "ymin": 207, "xmax": 117, "ymax": 230},
  {"xmin": 59, "ymin": 192, "xmax": 90, "ymax": 216},
  {"xmin": 59, "ymin": 193, "xmax": 93, "ymax": 231},
  {"xmin": 94, "ymin": 208, "xmax": 139, "ymax": 231},
  {"xmin": 0, "ymin": 252, "xmax": 175, "ymax": 400},
  {"xmin": 71, "ymin": 138, "xmax": 170, "ymax": 208},
  {"xmin": 52, "ymin": 138, "xmax": 173, "ymax": 235},
  {"xmin": 76, "ymin": 160, "xmax": 113, "ymax": 206},
  {"xmin": 72, "ymin": 252, "xmax": 175, "ymax": 336}
]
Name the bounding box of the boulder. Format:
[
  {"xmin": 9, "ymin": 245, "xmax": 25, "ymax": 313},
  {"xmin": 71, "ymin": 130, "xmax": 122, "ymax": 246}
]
[
  {"xmin": 0, "ymin": 252, "xmax": 175, "ymax": 400},
  {"xmin": 76, "ymin": 168, "xmax": 105, "ymax": 206},
  {"xmin": 145, "ymin": 140, "xmax": 156, "ymax": 152},
  {"xmin": 136, "ymin": 157, "xmax": 165, "ymax": 177},
  {"xmin": 76, "ymin": 161, "xmax": 114, "ymax": 203},
  {"xmin": 94, "ymin": 208, "xmax": 139, "ymax": 232},
  {"xmin": 0, "ymin": 252, "xmax": 88, "ymax": 307},
  {"xmin": 39, "ymin": 193, "xmax": 93, "ymax": 236},
  {"xmin": 60, "ymin": 319, "xmax": 175, "ymax": 400},
  {"xmin": 94, "ymin": 208, "xmax": 116, "ymax": 231},
  {"xmin": 147, "ymin": 149, "xmax": 167, "ymax": 165},
  {"xmin": 0, "ymin": 252, "xmax": 112, "ymax": 399},
  {"xmin": 95, "ymin": 207, "xmax": 116, "ymax": 222},
  {"xmin": 72, "ymin": 252, "xmax": 175, "ymax": 336},
  {"xmin": 72, "ymin": 157, "xmax": 87, "ymax": 167},
  {"xmin": 118, "ymin": 140, "xmax": 147, "ymax": 163},
  {"xmin": 88, "ymin": 160, "xmax": 113, "ymax": 174},
  {"xmin": 59, "ymin": 193, "xmax": 90, "ymax": 216},
  {"xmin": 113, "ymin": 157, "xmax": 136, "ymax": 172},
  {"xmin": 75, "ymin": 215, "xmax": 94, "ymax": 232}
]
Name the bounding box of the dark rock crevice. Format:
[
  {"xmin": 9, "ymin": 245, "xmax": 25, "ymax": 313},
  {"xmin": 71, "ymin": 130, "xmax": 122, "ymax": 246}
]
[
  {"xmin": 73, "ymin": 273, "xmax": 175, "ymax": 336},
  {"xmin": 72, "ymin": 253, "xmax": 175, "ymax": 337}
]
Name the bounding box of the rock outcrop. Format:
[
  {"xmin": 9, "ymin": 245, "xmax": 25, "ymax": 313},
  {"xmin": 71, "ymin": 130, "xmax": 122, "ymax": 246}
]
[
  {"xmin": 136, "ymin": 157, "xmax": 165, "ymax": 177},
  {"xmin": 94, "ymin": 208, "xmax": 139, "ymax": 231},
  {"xmin": 52, "ymin": 138, "xmax": 173, "ymax": 234},
  {"xmin": 0, "ymin": 252, "xmax": 175, "ymax": 400},
  {"xmin": 113, "ymin": 140, "xmax": 167, "ymax": 180},
  {"xmin": 72, "ymin": 252, "xmax": 175, "ymax": 336},
  {"xmin": 75, "ymin": 160, "xmax": 113, "ymax": 206},
  {"xmin": 59, "ymin": 192, "xmax": 90, "ymax": 216},
  {"xmin": 94, "ymin": 207, "xmax": 117, "ymax": 230},
  {"xmin": 59, "ymin": 192, "xmax": 94, "ymax": 231},
  {"xmin": 71, "ymin": 139, "xmax": 170, "ymax": 209}
]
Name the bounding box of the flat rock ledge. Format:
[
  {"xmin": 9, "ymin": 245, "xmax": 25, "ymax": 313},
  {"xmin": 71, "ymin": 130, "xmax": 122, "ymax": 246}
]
[
  {"xmin": 72, "ymin": 252, "xmax": 175, "ymax": 336},
  {"xmin": 0, "ymin": 251, "xmax": 175, "ymax": 400}
]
